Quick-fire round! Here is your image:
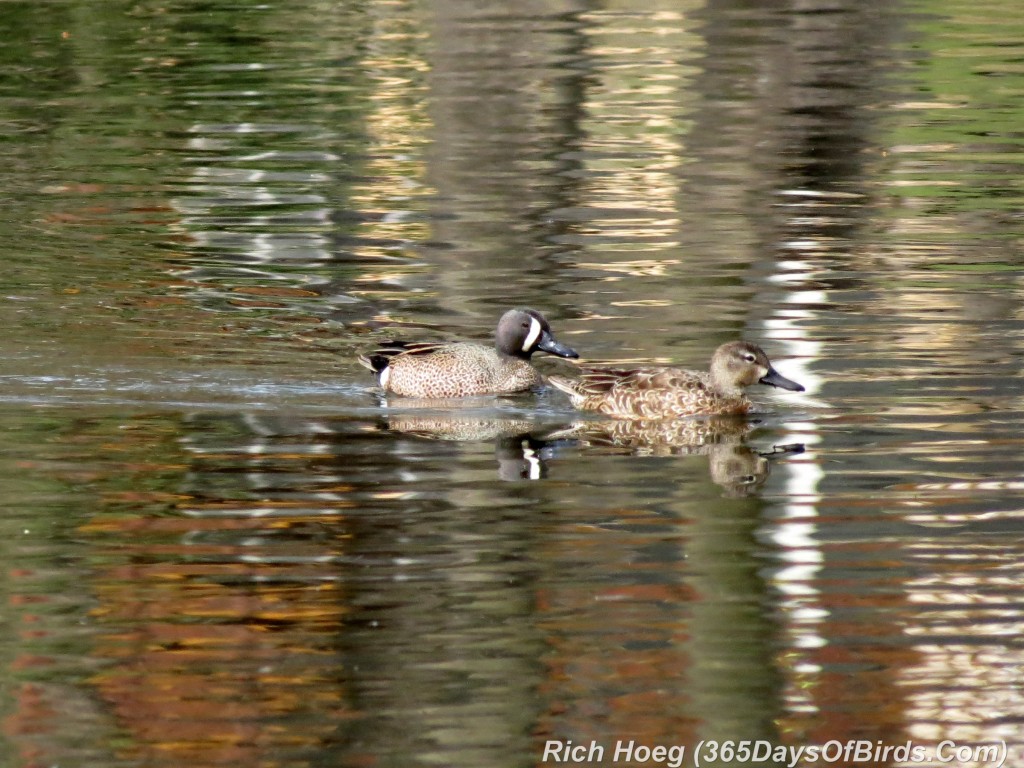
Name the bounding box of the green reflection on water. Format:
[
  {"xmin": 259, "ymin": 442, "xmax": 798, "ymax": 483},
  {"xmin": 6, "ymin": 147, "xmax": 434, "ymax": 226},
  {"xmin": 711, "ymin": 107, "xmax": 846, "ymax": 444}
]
[{"xmin": 884, "ymin": 0, "xmax": 1024, "ymax": 214}]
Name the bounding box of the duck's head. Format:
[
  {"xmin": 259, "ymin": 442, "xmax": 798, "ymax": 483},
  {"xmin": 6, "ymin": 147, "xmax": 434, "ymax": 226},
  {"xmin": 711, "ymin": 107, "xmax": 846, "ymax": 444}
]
[
  {"xmin": 497, "ymin": 308, "xmax": 579, "ymax": 360},
  {"xmin": 711, "ymin": 341, "xmax": 804, "ymax": 394}
]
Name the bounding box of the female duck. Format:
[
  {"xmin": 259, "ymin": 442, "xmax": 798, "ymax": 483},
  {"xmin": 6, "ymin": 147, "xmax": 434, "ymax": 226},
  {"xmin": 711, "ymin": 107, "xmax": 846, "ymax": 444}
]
[
  {"xmin": 359, "ymin": 308, "xmax": 578, "ymax": 398},
  {"xmin": 548, "ymin": 341, "xmax": 803, "ymax": 419}
]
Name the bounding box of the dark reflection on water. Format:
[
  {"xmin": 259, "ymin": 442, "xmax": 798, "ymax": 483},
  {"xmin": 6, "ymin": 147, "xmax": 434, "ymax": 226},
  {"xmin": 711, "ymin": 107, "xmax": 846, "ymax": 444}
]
[
  {"xmin": 544, "ymin": 417, "xmax": 805, "ymax": 496},
  {"xmin": 65, "ymin": 407, "xmax": 804, "ymax": 766},
  {"xmin": 375, "ymin": 406, "xmax": 805, "ymax": 490},
  {"xmin": 3, "ymin": 0, "xmax": 1024, "ymax": 765}
]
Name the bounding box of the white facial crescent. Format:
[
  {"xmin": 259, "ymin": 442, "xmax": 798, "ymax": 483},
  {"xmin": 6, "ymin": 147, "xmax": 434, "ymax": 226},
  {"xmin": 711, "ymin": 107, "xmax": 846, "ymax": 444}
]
[{"xmin": 521, "ymin": 316, "xmax": 543, "ymax": 353}]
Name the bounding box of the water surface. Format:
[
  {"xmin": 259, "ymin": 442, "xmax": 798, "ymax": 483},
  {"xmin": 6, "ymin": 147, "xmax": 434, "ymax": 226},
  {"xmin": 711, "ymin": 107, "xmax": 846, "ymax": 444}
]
[{"xmin": 2, "ymin": 0, "xmax": 1024, "ymax": 766}]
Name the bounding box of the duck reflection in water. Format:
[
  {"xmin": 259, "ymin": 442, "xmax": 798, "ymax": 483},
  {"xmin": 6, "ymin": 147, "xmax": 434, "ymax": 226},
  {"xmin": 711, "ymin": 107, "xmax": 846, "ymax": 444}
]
[
  {"xmin": 546, "ymin": 417, "xmax": 804, "ymax": 497},
  {"xmin": 377, "ymin": 409, "xmax": 559, "ymax": 482},
  {"xmin": 377, "ymin": 406, "xmax": 802, "ymax": 493}
]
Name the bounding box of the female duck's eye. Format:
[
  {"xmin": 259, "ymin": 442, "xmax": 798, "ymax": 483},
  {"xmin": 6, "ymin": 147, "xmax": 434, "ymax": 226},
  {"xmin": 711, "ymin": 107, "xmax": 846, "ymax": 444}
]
[{"xmin": 744, "ymin": 353, "xmax": 756, "ymax": 362}]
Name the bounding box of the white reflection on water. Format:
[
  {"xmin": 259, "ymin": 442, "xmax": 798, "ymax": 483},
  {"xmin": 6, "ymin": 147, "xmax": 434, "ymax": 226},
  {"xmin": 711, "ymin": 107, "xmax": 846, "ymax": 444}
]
[{"xmin": 759, "ymin": 241, "xmax": 830, "ymax": 703}]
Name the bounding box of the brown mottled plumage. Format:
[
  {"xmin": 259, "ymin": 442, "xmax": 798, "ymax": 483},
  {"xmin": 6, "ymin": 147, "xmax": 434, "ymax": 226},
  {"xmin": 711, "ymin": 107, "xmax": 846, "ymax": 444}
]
[
  {"xmin": 358, "ymin": 308, "xmax": 578, "ymax": 398},
  {"xmin": 548, "ymin": 341, "xmax": 804, "ymax": 419}
]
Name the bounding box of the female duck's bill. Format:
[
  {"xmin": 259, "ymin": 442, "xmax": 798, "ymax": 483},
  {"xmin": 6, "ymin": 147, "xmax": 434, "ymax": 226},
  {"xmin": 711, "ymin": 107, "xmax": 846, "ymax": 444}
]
[{"xmin": 757, "ymin": 365, "xmax": 804, "ymax": 392}]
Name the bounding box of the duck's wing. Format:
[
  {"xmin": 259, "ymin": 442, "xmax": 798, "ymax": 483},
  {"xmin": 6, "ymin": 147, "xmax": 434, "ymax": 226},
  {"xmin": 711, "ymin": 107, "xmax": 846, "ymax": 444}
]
[
  {"xmin": 548, "ymin": 367, "xmax": 646, "ymax": 397},
  {"xmin": 357, "ymin": 341, "xmax": 447, "ymax": 373},
  {"xmin": 548, "ymin": 367, "xmax": 712, "ymax": 419},
  {"xmin": 572, "ymin": 366, "xmax": 704, "ymax": 394}
]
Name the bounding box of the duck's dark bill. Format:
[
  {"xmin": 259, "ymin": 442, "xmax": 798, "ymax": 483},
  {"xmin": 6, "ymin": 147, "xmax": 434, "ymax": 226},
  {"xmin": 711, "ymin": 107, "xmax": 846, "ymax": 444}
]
[
  {"xmin": 759, "ymin": 367, "xmax": 805, "ymax": 392},
  {"xmin": 537, "ymin": 333, "xmax": 579, "ymax": 359}
]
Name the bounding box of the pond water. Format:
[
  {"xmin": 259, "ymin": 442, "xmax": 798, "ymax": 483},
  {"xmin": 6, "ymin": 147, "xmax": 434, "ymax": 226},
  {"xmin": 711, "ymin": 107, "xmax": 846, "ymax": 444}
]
[{"xmin": 1, "ymin": 0, "xmax": 1024, "ymax": 766}]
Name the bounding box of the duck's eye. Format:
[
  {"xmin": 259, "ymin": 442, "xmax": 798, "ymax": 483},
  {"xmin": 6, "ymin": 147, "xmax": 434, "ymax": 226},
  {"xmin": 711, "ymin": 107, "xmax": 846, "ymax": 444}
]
[{"xmin": 743, "ymin": 353, "xmax": 756, "ymax": 362}]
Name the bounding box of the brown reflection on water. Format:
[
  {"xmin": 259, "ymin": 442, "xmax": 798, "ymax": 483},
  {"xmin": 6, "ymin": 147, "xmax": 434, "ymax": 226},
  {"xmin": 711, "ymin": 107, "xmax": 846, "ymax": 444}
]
[
  {"xmin": 54, "ymin": 408, "xmax": 805, "ymax": 765},
  {"xmin": 901, "ymin": 543, "xmax": 1024, "ymax": 757},
  {"xmin": 9, "ymin": 407, "xmax": 1024, "ymax": 765},
  {"xmin": 534, "ymin": 541, "xmax": 698, "ymax": 751},
  {"xmin": 66, "ymin": 412, "xmax": 550, "ymax": 767},
  {"xmin": 763, "ymin": 439, "xmax": 1024, "ymax": 762},
  {"xmin": 72, "ymin": 416, "xmax": 354, "ymax": 766},
  {"xmin": 86, "ymin": 535, "xmax": 348, "ymax": 765},
  {"xmin": 771, "ymin": 538, "xmax": 921, "ymax": 753},
  {"xmin": 531, "ymin": 455, "xmax": 785, "ymax": 754},
  {"xmin": 769, "ymin": 529, "xmax": 1024, "ymax": 764}
]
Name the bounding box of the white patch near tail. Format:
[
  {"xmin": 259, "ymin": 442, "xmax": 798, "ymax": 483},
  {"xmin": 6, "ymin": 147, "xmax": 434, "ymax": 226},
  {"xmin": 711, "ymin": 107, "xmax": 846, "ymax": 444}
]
[
  {"xmin": 521, "ymin": 317, "xmax": 543, "ymax": 352},
  {"xmin": 379, "ymin": 365, "xmax": 391, "ymax": 389}
]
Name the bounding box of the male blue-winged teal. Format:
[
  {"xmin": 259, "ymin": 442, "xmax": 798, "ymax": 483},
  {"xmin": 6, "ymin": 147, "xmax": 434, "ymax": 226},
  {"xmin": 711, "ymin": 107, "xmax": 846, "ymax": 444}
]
[
  {"xmin": 358, "ymin": 308, "xmax": 579, "ymax": 398},
  {"xmin": 548, "ymin": 341, "xmax": 803, "ymax": 419}
]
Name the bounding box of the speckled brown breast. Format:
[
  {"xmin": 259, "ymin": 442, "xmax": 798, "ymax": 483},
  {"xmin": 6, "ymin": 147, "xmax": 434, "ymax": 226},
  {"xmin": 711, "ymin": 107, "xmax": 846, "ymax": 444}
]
[{"xmin": 383, "ymin": 343, "xmax": 543, "ymax": 398}]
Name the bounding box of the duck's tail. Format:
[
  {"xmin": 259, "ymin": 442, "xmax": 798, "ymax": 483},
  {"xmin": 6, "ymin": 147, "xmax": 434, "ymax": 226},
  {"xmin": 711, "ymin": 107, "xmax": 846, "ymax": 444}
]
[{"xmin": 357, "ymin": 353, "xmax": 388, "ymax": 374}]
